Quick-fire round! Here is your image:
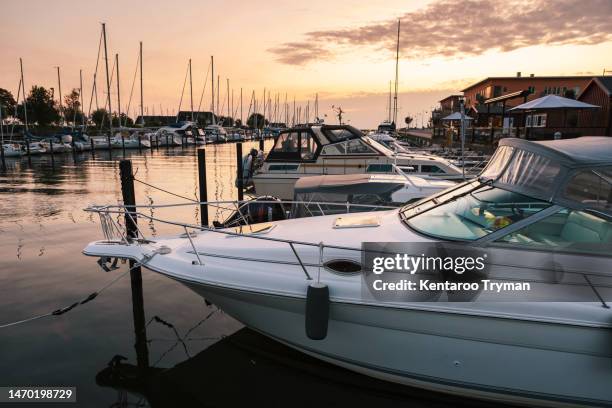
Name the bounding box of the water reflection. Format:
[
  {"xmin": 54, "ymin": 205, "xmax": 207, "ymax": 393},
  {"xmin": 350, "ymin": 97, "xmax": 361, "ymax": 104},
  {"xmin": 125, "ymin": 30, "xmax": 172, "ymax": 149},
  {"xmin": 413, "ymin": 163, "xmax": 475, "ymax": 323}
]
[{"xmin": 97, "ymin": 324, "xmax": 501, "ymax": 408}]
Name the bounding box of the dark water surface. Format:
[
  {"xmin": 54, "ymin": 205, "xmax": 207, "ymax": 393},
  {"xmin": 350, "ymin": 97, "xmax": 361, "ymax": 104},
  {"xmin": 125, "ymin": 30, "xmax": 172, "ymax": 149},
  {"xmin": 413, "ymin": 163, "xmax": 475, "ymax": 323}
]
[{"xmin": 0, "ymin": 146, "xmax": 495, "ymax": 407}]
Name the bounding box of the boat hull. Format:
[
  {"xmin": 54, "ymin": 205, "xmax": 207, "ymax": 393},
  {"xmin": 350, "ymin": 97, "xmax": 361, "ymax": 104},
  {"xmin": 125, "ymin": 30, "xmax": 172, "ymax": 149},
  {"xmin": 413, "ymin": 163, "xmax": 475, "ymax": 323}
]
[{"xmin": 176, "ymin": 277, "xmax": 612, "ymax": 408}]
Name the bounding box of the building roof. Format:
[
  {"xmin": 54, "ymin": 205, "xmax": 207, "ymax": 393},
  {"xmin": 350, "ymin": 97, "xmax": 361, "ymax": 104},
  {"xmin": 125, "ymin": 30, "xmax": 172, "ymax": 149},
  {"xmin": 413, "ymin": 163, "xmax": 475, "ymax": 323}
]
[
  {"xmin": 439, "ymin": 94, "xmax": 463, "ymax": 103},
  {"xmin": 578, "ymin": 76, "xmax": 612, "ymax": 99},
  {"xmin": 461, "ymin": 76, "xmax": 593, "ymax": 92}
]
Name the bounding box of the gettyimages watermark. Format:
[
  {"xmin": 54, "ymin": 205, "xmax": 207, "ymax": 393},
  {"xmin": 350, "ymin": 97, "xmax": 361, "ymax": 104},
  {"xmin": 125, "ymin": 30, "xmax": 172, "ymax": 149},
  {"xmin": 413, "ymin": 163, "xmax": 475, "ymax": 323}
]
[{"xmin": 361, "ymin": 242, "xmax": 612, "ymax": 302}]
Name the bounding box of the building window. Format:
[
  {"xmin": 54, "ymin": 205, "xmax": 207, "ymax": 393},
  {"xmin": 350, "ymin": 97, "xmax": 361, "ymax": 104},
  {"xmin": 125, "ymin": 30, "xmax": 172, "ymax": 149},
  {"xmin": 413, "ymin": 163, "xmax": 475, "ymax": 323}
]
[
  {"xmin": 526, "ymin": 113, "xmax": 547, "ymax": 127},
  {"xmin": 574, "ymin": 86, "xmax": 581, "ymax": 96},
  {"xmin": 528, "ymin": 86, "xmax": 536, "ymax": 94}
]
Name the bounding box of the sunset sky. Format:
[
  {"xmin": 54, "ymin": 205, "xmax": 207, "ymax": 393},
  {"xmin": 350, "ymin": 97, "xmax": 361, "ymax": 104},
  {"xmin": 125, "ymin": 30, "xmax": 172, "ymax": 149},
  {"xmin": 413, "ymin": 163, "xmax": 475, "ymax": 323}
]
[{"xmin": 1, "ymin": 0, "xmax": 611, "ymax": 128}]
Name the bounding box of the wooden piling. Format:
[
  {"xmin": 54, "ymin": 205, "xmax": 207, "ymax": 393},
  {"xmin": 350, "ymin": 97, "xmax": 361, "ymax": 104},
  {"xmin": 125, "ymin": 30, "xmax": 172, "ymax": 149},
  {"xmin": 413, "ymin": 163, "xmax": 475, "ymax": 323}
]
[
  {"xmin": 119, "ymin": 159, "xmax": 150, "ymax": 372},
  {"xmin": 197, "ymin": 148, "xmax": 208, "ymax": 226},
  {"xmin": 259, "ymin": 138, "xmax": 264, "ymax": 152},
  {"xmin": 236, "ymin": 142, "xmax": 244, "ymax": 202}
]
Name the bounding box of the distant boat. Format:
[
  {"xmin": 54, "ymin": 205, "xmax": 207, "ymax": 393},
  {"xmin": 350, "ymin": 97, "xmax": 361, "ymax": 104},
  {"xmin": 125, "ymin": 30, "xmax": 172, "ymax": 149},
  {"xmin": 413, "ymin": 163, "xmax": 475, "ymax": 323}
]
[{"xmin": 2, "ymin": 143, "xmax": 22, "ymax": 157}]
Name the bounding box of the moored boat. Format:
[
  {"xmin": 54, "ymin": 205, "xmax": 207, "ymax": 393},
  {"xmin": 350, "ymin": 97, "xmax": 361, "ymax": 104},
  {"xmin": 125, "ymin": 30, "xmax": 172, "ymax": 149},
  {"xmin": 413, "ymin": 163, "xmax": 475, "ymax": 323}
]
[{"xmin": 84, "ymin": 136, "xmax": 612, "ymax": 407}]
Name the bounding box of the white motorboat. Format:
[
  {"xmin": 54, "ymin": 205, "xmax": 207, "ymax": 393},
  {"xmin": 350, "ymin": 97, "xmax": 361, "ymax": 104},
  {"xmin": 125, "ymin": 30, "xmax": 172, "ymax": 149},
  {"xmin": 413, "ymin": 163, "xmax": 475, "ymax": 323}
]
[
  {"xmin": 217, "ymin": 172, "xmax": 455, "ymax": 227},
  {"xmin": 205, "ymin": 124, "xmax": 228, "ymax": 143},
  {"xmin": 41, "ymin": 139, "xmax": 72, "ymax": 153},
  {"xmin": 252, "ymin": 124, "xmax": 464, "ymax": 199},
  {"xmin": 84, "ymin": 136, "xmax": 612, "ymax": 406},
  {"xmin": 111, "ymin": 132, "xmax": 151, "ymax": 149},
  {"xmin": 152, "ymin": 122, "xmax": 203, "ymax": 146},
  {"xmin": 26, "ymin": 142, "xmax": 47, "ymax": 155},
  {"xmin": 1, "ymin": 143, "xmax": 22, "ymax": 157}
]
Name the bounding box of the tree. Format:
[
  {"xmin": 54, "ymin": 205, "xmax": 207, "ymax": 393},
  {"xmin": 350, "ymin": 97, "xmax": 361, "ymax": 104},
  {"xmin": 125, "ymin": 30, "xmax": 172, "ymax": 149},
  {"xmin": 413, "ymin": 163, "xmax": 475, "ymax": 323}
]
[
  {"xmin": 234, "ymin": 119, "xmax": 242, "ymax": 127},
  {"xmin": 91, "ymin": 108, "xmax": 108, "ymax": 128},
  {"xmin": 112, "ymin": 113, "xmax": 134, "ymax": 127},
  {"xmin": 63, "ymin": 88, "xmax": 85, "ymax": 125},
  {"xmin": 0, "ymin": 88, "xmax": 16, "ymax": 117},
  {"xmin": 404, "ymin": 115, "xmax": 413, "ymax": 127},
  {"xmin": 218, "ymin": 116, "xmax": 234, "ymax": 127},
  {"xmin": 564, "ymin": 88, "xmax": 576, "ymax": 99},
  {"xmin": 247, "ymin": 113, "xmax": 267, "ymax": 129},
  {"xmin": 17, "ymin": 86, "xmax": 59, "ymax": 127}
]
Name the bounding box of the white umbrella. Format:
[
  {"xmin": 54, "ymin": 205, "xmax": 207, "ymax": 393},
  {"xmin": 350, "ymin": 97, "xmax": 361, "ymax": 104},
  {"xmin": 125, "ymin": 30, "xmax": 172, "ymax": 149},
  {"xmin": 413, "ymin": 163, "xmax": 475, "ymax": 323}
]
[
  {"xmin": 441, "ymin": 112, "xmax": 473, "ymax": 121},
  {"xmin": 509, "ymin": 95, "xmax": 599, "ymax": 111}
]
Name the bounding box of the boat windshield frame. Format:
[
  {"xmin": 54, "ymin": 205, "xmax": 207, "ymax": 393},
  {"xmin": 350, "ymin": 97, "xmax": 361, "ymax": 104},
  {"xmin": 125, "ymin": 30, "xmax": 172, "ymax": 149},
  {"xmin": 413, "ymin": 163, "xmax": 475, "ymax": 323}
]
[
  {"xmin": 399, "ymin": 180, "xmax": 554, "ymax": 242},
  {"xmin": 320, "ymin": 125, "xmax": 363, "ymax": 143}
]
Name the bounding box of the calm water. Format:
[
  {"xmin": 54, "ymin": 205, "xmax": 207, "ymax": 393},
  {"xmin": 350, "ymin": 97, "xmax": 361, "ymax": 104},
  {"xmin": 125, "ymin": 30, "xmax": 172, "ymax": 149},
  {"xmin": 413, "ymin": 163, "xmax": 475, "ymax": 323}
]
[{"xmin": 0, "ymin": 145, "xmax": 494, "ymax": 407}]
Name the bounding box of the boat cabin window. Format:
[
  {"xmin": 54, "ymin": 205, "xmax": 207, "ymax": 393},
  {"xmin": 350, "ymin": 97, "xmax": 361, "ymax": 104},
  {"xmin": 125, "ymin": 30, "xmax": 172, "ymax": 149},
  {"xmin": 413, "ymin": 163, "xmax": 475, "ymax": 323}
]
[
  {"xmin": 402, "ymin": 184, "xmax": 551, "ymax": 241},
  {"xmin": 321, "ymin": 139, "xmax": 376, "ymax": 156},
  {"xmin": 497, "ymin": 209, "xmax": 612, "ymax": 255},
  {"xmin": 563, "ymin": 167, "xmax": 611, "ymax": 212},
  {"xmin": 267, "ymin": 131, "xmax": 320, "ymax": 162},
  {"xmin": 321, "ymin": 125, "xmax": 362, "ymax": 142},
  {"xmin": 420, "ymin": 164, "xmax": 445, "ymax": 174}
]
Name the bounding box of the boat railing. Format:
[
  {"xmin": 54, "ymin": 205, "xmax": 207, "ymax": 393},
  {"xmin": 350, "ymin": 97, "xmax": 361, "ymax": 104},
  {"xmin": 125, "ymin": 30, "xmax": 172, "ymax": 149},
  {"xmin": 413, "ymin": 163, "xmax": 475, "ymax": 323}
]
[{"xmin": 86, "ymin": 199, "xmax": 397, "ymax": 280}]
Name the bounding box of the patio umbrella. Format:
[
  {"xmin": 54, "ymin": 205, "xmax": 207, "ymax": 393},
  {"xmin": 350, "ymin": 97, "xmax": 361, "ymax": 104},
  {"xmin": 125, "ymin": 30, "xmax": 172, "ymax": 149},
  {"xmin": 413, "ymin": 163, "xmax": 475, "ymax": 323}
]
[
  {"xmin": 441, "ymin": 112, "xmax": 473, "ymax": 121},
  {"xmin": 508, "ymin": 95, "xmax": 599, "ymax": 111}
]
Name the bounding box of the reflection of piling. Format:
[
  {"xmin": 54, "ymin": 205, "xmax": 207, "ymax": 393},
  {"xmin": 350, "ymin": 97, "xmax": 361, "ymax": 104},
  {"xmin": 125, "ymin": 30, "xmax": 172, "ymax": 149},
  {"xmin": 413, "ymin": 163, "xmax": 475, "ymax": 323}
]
[
  {"xmin": 25, "ymin": 139, "xmax": 31, "ymax": 156},
  {"xmin": 119, "ymin": 159, "xmax": 150, "ymax": 371},
  {"xmin": 107, "ymin": 133, "xmax": 112, "ymax": 152},
  {"xmin": 90, "ymin": 138, "xmax": 95, "ymax": 153},
  {"xmin": 198, "ymin": 149, "xmax": 209, "ymax": 226},
  {"xmin": 49, "ymin": 139, "xmax": 55, "ymax": 165},
  {"xmin": 236, "ymin": 142, "xmax": 244, "ymax": 202},
  {"xmin": 0, "ymin": 143, "xmax": 5, "ymax": 171}
]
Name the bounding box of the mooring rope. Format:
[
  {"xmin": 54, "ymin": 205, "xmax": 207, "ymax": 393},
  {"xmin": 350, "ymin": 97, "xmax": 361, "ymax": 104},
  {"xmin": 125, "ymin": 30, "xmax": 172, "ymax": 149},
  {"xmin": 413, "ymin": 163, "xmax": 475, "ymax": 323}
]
[
  {"xmin": 132, "ymin": 177, "xmax": 199, "ymax": 203},
  {"xmin": 0, "ymin": 262, "xmax": 141, "ymax": 330}
]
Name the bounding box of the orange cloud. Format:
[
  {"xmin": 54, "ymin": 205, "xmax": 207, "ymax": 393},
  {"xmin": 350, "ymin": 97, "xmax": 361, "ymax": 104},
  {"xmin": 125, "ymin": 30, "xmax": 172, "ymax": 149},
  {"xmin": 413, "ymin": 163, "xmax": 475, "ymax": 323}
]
[{"xmin": 269, "ymin": 0, "xmax": 612, "ymax": 65}]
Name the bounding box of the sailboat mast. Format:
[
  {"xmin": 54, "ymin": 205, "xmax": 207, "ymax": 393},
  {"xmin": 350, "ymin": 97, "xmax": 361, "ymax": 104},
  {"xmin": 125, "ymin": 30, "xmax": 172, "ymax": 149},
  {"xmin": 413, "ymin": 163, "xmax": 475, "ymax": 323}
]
[
  {"xmin": 140, "ymin": 41, "xmax": 144, "ymax": 126},
  {"xmin": 189, "ymin": 58, "xmax": 193, "ymax": 122},
  {"xmin": 393, "ymin": 19, "xmax": 400, "ymax": 126},
  {"xmin": 388, "ymin": 80, "xmax": 392, "ymax": 123},
  {"xmin": 226, "ymin": 78, "xmax": 230, "ymax": 119},
  {"xmin": 240, "ymin": 87, "xmax": 243, "ymax": 124},
  {"xmin": 211, "ymin": 56, "xmax": 215, "ymax": 124},
  {"xmin": 80, "ymin": 69, "xmax": 85, "ymax": 130},
  {"xmin": 115, "ymin": 54, "xmax": 121, "ymax": 127},
  {"xmin": 102, "ymin": 23, "xmax": 112, "ymax": 137},
  {"xmin": 19, "ymin": 58, "xmax": 28, "ymax": 132},
  {"xmin": 56, "ymin": 66, "xmax": 64, "ymax": 126}
]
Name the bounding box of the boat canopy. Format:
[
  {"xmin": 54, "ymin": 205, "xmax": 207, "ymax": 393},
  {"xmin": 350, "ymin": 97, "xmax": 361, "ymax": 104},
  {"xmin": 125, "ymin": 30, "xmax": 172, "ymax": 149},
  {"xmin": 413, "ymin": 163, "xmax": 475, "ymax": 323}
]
[
  {"xmin": 294, "ymin": 174, "xmax": 408, "ymax": 195},
  {"xmin": 480, "ymin": 137, "xmax": 612, "ymax": 214}
]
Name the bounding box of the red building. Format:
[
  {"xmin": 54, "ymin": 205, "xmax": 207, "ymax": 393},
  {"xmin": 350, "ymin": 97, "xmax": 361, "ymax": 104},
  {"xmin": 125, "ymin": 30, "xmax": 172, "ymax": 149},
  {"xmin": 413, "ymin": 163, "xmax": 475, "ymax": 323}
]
[
  {"xmin": 461, "ymin": 73, "xmax": 592, "ymax": 109},
  {"xmin": 578, "ymin": 77, "xmax": 612, "ymax": 136}
]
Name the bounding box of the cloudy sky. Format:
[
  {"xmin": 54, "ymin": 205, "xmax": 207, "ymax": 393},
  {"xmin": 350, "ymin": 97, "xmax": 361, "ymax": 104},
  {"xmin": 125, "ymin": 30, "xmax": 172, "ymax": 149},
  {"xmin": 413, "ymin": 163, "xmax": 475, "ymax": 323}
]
[{"xmin": 1, "ymin": 0, "xmax": 611, "ymax": 127}]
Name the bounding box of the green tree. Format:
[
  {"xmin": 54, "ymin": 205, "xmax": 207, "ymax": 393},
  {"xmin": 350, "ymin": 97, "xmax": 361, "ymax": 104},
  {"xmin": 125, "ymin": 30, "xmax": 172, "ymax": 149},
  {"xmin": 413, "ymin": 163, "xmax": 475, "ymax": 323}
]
[
  {"xmin": 63, "ymin": 88, "xmax": 85, "ymax": 125},
  {"xmin": 404, "ymin": 116, "xmax": 413, "ymax": 127},
  {"xmin": 0, "ymin": 88, "xmax": 17, "ymax": 117},
  {"xmin": 234, "ymin": 118, "xmax": 242, "ymax": 127},
  {"xmin": 17, "ymin": 86, "xmax": 60, "ymax": 127},
  {"xmin": 91, "ymin": 108, "xmax": 108, "ymax": 128},
  {"xmin": 218, "ymin": 116, "xmax": 234, "ymax": 126},
  {"xmin": 112, "ymin": 113, "xmax": 134, "ymax": 127},
  {"xmin": 247, "ymin": 113, "xmax": 267, "ymax": 129}
]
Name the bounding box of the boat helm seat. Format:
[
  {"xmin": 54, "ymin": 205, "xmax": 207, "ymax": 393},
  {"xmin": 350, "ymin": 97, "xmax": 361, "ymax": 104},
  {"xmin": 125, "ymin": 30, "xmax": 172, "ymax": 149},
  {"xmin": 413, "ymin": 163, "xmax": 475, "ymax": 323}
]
[{"xmin": 526, "ymin": 210, "xmax": 612, "ymax": 247}]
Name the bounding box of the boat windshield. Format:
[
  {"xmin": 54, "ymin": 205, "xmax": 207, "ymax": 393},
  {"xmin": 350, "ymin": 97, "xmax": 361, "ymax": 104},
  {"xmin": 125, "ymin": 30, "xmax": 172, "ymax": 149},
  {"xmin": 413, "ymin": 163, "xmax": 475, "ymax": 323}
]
[{"xmin": 400, "ymin": 182, "xmax": 551, "ymax": 241}]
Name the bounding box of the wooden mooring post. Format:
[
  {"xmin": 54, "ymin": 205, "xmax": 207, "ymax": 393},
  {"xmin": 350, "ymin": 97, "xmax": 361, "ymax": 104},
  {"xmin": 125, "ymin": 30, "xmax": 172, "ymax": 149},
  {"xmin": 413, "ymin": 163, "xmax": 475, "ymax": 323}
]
[
  {"xmin": 197, "ymin": 148, "xmax": 208, "ymax": 226},
  {"xmin": 119, "ymin": 159, "xmax": 150, "ymax": 372},
  {"xmin": 236, "ymin": 142, "xmax": 244, "ymax": 202},
  {"xmin": 259, "ymin": 137, "xmax": 264, "ymax": 152}
]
